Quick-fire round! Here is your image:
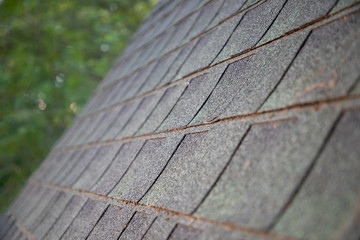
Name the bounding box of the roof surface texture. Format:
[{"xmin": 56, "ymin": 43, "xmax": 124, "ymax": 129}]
[{"xmin": 2, "ymin": 0, "xmax": 360, "ymax": 239}]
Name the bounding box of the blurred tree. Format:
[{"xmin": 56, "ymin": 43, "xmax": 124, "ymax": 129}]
[{"xmin": 0, "ymin": 0, "xmax": 156, "ymax": 213}]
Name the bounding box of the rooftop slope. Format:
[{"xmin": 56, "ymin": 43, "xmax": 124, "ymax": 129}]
[{"xmin": 2, "ymin": 0, "xmax": 360, "ymax": 239}]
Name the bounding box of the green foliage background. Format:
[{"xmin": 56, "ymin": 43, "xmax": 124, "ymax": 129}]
[{"xmin": 0, "ymin": 0, "xmax": 156, "ymax": 213}]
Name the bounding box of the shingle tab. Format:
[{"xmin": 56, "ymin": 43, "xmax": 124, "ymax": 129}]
[
  {"xmin": 140, "ymin": 122, "xmax": 249, "ymax": 213},
  {"xmin": 260, "ymin": 12, "xmax": 360, "ymax": 111},
  {"xmin": 91, "ymin": 140, "xmax": 146, "ymax": 195},
  {"xmin": 273, "ymin": 110, "xmax": 360, "ymax": 240},
  {"xmin": 43, "ymin": 195, "xmax": 87, "ymax": 240},
  {"xmin": 118, "ymin": 211, "xmax": 156, "ymax": 240},
  {"xmin": 109, "ymin": 136, "xmax": 183, "ymax": 202},
  {"xmin": 194, "ymin": 108, "xmax": 341, "ymax": 229},
  {"xmin": 59, "ymin": 199, "xmax": 108, "ymax": 240},
  {"xmin": 168, "ymin": 224, "xmax": 202, "ymax": 240},
  {"xmin": 87, "ymin": 205, "xmax": 133, "ymax": 240}
]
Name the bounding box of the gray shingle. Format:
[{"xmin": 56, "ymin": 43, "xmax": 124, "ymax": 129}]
[
  {"xmin": 256, "ymin": 0, "xmax": 338, "ymax": 46},
  {"xmin": 191, "ymin": 31, "xmax": 308, "ymax": 124},
  {"xmin": 121, "ymin": 63, "xmax": 157, "ymax": 101},
  {"xmin": 163, "ymin": 11, "xmax": 200, "ymax": 53},
  {"xmin": 43, "ymin": 195, "xmax": 87, "ymax": 240},
  {"xmin": 109, "ymin": 136, "xmax": 184, "ymax": 202},
  {"xmin": 168, "ymin": 224, "xmax": 202, "ymax": 240},
  {"xmin": 140, "ymin": 121, "xmax": 249, "ymax": 213},
  {"xmin": 159, "ymin": 40, "xmax": 198, "ymax": 85},
  {"xmin": 178, "ymin": 14, "xmax": 243, "ymax": 77},
  {"xmin": 137, "ymin": 51, "xmax": 179, "ymax": 94},
  {"xmin": 87, "ymin": 205, "xmax": 133, "ymax": 240},
  {"xmin": 91, "ymin": 140, "xmax": 146, "ymax": 195},
  {"xmin": 207, "ymin": 0, "xmax": 247, "ymax": 28},
  {"xmin": 260, "ymin": 12, "xmax": 360, "ymax": 111},
  {"xmin": 51, "ymin": 149, "xmax": 85, "ymax": 184},
  {"xmin": 117, "ymin": 92, "xmax": 164, "ymax": 138},
  {"xmin": 101, "ymin": 99, "xmax": 142, "ymax": 141},
  {"xmin": 273, "ymin": 110, "xmax": 360, "ymax": 240},
  {"xmin": 118, "ymin": 211, "xmax": 156, "ymax": 240},
  {"xmin": 214, "ymin": 0, "xmax": 287, "ymax": 63},
  {"xmin": 136, "ymin": 85, "xmax": 186, "ymax": 135},
  {"xmin": 59, "ymin": 199, "xmax": 108, "ymax": 240},
  {"xmin": 62, "ymin": 146, "xmax": 101, "ymax": 186},
  {"xmin": 87, "ymin": 110, "xmax": 120, "ymax": 142},
  {"xmin": 330, "ymin": 0, "xmax": 359, "ymax": 13},
  {"xmin": 142, "ymin": 217, "xmax": 177, "ymax": 240},
  {"xmin": 157, "ymin": 65, "xmax": 227, "ymax": 131},
  {"xmin": 194, "ymin": 108, "xmax": 341, "ymax": 229},
  {"xmin": 172, "ymin": 0, "xmax": 203, "ymax": 24},
  {"xmin": 182, "ymin": 0, "xmax": 224, "ymax": 42},
  {"xmin": 32, "ymin": 192, "xmax": 73, "ymax": 240},
  {"xmin": 72, "ymin": 143, "xmax": 122, "ymax": 190}
]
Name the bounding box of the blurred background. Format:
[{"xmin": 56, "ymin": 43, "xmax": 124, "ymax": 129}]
[{"xmin": 0, "ymin": 0, "xmax": 156, "ymax": 213}]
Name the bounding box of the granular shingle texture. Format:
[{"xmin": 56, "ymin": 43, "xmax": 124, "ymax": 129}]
[{"xmin": 2, "ymin": 0, "xmax": 360, "ymax": 239}]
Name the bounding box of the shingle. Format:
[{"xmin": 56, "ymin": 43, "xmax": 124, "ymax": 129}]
[
  {"xmin": 87, "ymin": 205, "xmax": 133, "ymax": 240},
  {"xmin": 27, "ymin": 190, "xmax": 62, "ymax": 231},
  {"xmin": 101, "ymin": 81, "xmax": 127, "ymax": 108},
  {"xmin": 146, "ymin": 29, "xmax": 175, "ymax": 62},
  {"xmin": 142, "ymin": 217, "xmax": 177, "ymax": 240},
  {"xmin": 163, "ymin": 11, "xmax": 201, "ymax": 53},
  {"xmin": 140, "ymin": 121, "xmax": 249, "ymax": 213},
  {"xmin": 1, "ymin": 219, "xmax": 17, "ymax": 240},
  {"xmin": 43, "ymin": 195, "xmax": 87, "ymax": 240},
  {"xmin": 182, "ymin": 0, "xmax": 224, "ymax": 42},
  {"xmin": 207, "ymin": 0, "xmax": 248, "ymax": 28},
  {"xmin": 32, "ymin": 151, "xmax": 59, "ymax": 180},
  {"xmin": 190, "ymin": 31, "xmax": 309, "ymax": 124},
  {"xmin": 64, "ymin": 117, "xmax": 91, "ymax": 146},
  {"xmin": 88, "ymin": 110, "xmax": 121, "ymax": 142},
  {"xmin": 10, "ymin": 229, "xmax": 25, "ymax": 240},
  {"xmin": 61, "ymin": 146, "xmax": 101, "ymax": 186},
  {"xmin": 0, "ymin": 215, "xmax": 13, "ymax": 239},
  {"xmin": 51, "ymin": 149, "xmax": 85, "ymax": 184},
  {"xmin": 122, "ymin": 63, "xmax": 158, "ymax": 101},
  {"xmin": 19, "ymin": 187, "xmax": 53, "ymax": 224},
  {"xmin": 117, "ymin": 92, "xmax": 164, "ymax": 138},
  {"xmin": 118, "ymin": 211, "xmax": 156, "ymax": 240},
  {"xmin": 260, "ymin": 12, "xmax": 360, "ymax": 111},
  {"xmin": 59, "ymin": 199, "xmax": 108, "ymax": 240},
  {"xmin": 77, "ymin": 114, "xmax": 106, "ymax": 144},
  {"xmin": 136, "ymin": 85, "xmax": 187, "ymax": 135},
  {"xmin": 9, "ymin": 184, "xmax": 37, "ymax": 220},
  {"xmin": 32, "ymin": 192, "xmax": 73, "ymax": 240},
  {"xmin": 42, "ymin": 151, "xmax": 72, "ymax": 182},
  {"xmin": 157, "ymin": 65, "xmax": 227, "ymax": 131},
  {"xmin": 136, "ymin": 51, "xmax": 180, "ymax": 94},
  {"xmin": 350, "ymin": 77, "xmax": 360, "ymax": 95},
  {"xmin": 256, "ymin": 0, "xmax": 338, "ymax": 46},
  {"xmin": 72, "ymin": 143, "xmax": 122, "ymax": 191},
  {"xmin": 273, "ymin": 110, "xmax": 360, "ymax": 240},
  {"xmin": 178, "ymin": 14, "xmax": 243, "ymax": 77},
  {"xmin": 100, "ymin": 99, "xmax": 142, "ymax": 141},
  {"xmin": 214, "ymin": 0, "xmax": 287, "ymax": 63},
  {"xmin": 148, "ymin": 3, "xmax": 181, "ymax": 41},
  {"xmin": 159, "ymin": 40, "xmax": 198, "ymax": 85},
  {"xmin": 197, "ymin": 225, "xmax": 272, "ymax": 240},
  {"xmin": 91, "ymin": 140, "xmax": 146, "ymax": 195},
  {"xmin": 194, "ymin": 108, "xmax": 341, "ymax": 229},
  {"xmin": 172, "ymin": 0, "xmax": 203, "ymax": 24},
  {"xmin": 330, "ymin": 0, "xmax": 359, "ymax": 13},
  {"xmin": 109, "ymin": 135, "xmax": 184, "ymax": 202},
  {"xmin": 168, "ymin": 224, "xmax": 202, "ymax": 240}
]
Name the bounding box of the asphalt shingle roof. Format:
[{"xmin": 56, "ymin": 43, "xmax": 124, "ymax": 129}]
[{"xmin": 2, "ymin": 0, "xmax": 360, "ymax": 239}]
